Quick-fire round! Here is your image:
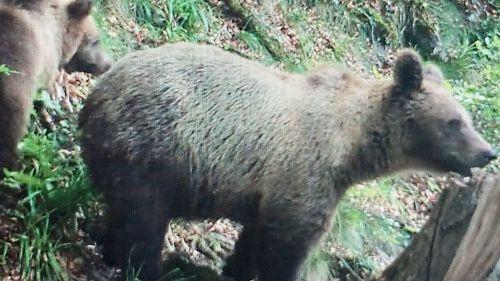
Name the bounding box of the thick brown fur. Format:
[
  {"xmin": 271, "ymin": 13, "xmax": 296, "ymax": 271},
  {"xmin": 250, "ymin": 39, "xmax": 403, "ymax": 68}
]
[
  {"xmin": 0, "ymin": 0, "xmax": 110, "ymax": 176},
  {"xmin": 80, "ymin": 44, "xmax": 495, "ymax": 281}
]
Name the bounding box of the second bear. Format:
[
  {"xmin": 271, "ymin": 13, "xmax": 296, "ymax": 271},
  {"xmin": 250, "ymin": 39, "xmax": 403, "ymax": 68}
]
[{"xmin": 0, "ymin": 0, "xmax": 111, "ymax": 175}]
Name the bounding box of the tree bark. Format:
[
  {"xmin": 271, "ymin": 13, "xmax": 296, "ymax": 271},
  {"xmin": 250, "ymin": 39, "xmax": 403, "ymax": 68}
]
[
  {"xmin": 378, "ymin": 173, "xmax": 500, "ymax": 281},
  {"xmin": 444, "ymin": 174, "xmax": 500, "ymax": 281}
]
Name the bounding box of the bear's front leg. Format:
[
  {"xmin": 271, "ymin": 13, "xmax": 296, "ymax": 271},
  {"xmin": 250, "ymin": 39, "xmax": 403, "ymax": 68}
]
[
  {"xmin": 256, "ymin": 229, "xmax": 312, "ymax": 281},
  {"xmin": 0, "ymin": 96, "xmax": 28, "ymax": 177},
  {"xmin": 223, "ymin": 224, "xmax": 259, "ymax": 280},
  {"xmin": 255, "ymin": 202, "xmax": 332, "ymax": 281}
]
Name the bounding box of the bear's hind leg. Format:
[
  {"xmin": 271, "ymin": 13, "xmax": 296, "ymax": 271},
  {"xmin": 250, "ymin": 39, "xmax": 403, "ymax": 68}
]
[{"xmin": 103, "ymin": 179, "xmax": 169, "ymax": 281}]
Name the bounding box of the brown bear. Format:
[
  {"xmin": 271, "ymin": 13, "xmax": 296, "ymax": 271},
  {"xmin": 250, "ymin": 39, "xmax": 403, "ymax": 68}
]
[
  {"xmin": 0, "ymin": 0, "xmax": 111, "ymax": 176},
  {"xmin": 79, "ymin": 43, "xmax": 496, "ymax": 281}
]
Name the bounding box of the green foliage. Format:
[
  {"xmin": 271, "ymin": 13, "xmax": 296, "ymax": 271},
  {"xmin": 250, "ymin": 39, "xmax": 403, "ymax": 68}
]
[
  {"xmin": 282, "ymin": 0, "xmax": 497, "ymax": 60},
  {"xmin": 1, "ymin": 92, "xmax": 98, "ymax": 280},
  {"xmin": 303, "ymin": 179, "xmax": 412, "ymax": 279},
  {"xmin": 124, "ymin": 0, "xmax": 160, "ymax": 25},
  {"xmin": 446, "ymin": 34, "xmax": 500, "ymax": 148},
  {"xmin": 6, "ymin": 135, "xmax": 95, "ymax": 218},
  {"xmin": 125, "ymin": 263, "xmax": 141, "ymax": 281},
  {"xmin": 332, "ymin": 200, "xmax": 410, "ymax": 260},
  {"xmin": 237, "ymin": 31, "xmax": 275, "ymax": 65},
  {"xmin": 0, "ymin": 64, "xmax": 15, "ymax": 75},
  {"xmin": 164, "ymin": 0, "xmax": 212, "ymax": 41},
  {"xmin": 93, "ymin": 3, "xmax": 134, "ymax": 58},
  {"xmin": 1, "ymin": 129, "xmax": 94, "ymax": 279},
  {"xmin": 283, "ymin": 0, "xmax": 396, "ymax": 45},
  {"xmin": 120, "ymin": 0, "xmax": 213, "ymax": 42},
  {"xmin": 302, "ymin": 250, "xmax": 335, "ymax": 281},
  {"xmin": 16, "ymin": 213, "xmax": 67, "ymax": 281},
  {"xmin": 0, "ymin": 242, "xmax": 8, "ymax": 268}
]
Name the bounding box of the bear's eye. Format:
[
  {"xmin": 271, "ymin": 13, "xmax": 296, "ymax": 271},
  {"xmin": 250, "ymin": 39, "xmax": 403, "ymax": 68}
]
[
  {"xmin": 447, "ymin": 119, "xmax": 462, "ymax": 130},
  {"xmin": 91, "ymin": 39, "xmax": 100, "ymax": 46}
]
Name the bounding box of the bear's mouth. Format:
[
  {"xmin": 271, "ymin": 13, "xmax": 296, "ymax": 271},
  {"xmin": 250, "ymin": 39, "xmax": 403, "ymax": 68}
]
[
  {"xmin": 449, "ymin": 164, "xmax": 472, "ymax": 177},
  {"xmin": 437, "ymin": 156, "xmax": 473, "ymax": 177},
  {"xmin": 64, "ymin": 54, "xmax": 111, "ymax": 75}
]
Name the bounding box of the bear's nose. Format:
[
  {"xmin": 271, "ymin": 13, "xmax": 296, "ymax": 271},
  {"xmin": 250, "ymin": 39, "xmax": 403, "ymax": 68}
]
[
  {"xmin": 102, "ymin": 59, "xmax": 112, "ymax": 72},
  {"xmin": 481, "ymin": 149, "xmax": 497, "ymax": 163}
]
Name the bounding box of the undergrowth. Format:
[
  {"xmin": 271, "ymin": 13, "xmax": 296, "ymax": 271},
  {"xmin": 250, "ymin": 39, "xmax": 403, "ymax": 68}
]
[
  {"xmin": 449, "ymin": 34, "xmax": 500, "ymax": 148},
  {"xmin": 1, "ymin": 92, "xmax": 98, "ymax": 281},
  {"xmin": 118, "ymin": 0, "xmax": 213, "ymax": 42}
]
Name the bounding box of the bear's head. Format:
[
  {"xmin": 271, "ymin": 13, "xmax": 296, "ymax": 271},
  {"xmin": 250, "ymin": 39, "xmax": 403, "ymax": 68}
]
[
  {"xmin": 60, "ymin": 0, "xmax": 111, "ymax": 75},
  {"xmin": 392, "ymin": 49, "xmax": 496, "ymax": 176}
]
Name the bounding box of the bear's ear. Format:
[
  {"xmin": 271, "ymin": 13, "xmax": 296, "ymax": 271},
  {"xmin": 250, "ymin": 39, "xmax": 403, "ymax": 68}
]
[
  {"xmin": 424, "ymin": 64, "xmax": 444, "ymax": 84},
  {"xmin": 393, "ymin": 49, "xmax": 423, "ymax": 96},
  {"xmin": 67, "ymin": 0, "xmax": 93, "ymax": 19}
]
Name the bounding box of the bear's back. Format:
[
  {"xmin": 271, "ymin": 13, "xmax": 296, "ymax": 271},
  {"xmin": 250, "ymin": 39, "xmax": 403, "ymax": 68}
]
[{"xmin": 81, "ymin": 44, "xmax": 304, "ymax": 188}]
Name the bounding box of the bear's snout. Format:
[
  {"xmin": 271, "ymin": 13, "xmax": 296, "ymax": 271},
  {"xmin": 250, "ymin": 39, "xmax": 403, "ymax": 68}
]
[
  {"xmin": 91, "ymin": 53, "xmax": 112, "ymax": 75},
  {"xmin": 476, "ymin": 149, "xmax": 497, "ymax": 166}
]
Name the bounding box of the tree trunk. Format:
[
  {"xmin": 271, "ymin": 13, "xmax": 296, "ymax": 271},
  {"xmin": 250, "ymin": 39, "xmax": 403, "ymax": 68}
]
[
  {"xmin": 378, "ymin": 173, "xmax": 500, "ymax": 281},
  {"xmin": 444, "ymin": 174, "xmax": 500, "ymax": 281}
]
